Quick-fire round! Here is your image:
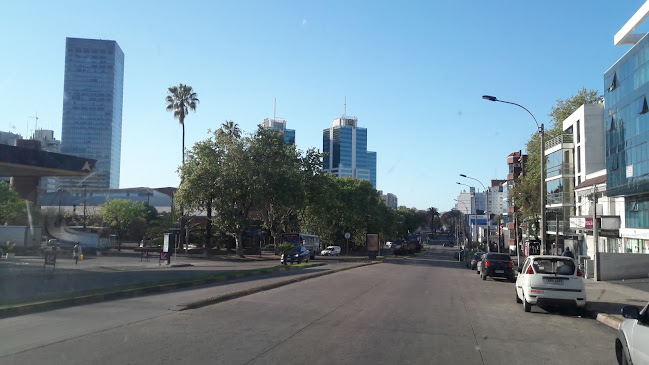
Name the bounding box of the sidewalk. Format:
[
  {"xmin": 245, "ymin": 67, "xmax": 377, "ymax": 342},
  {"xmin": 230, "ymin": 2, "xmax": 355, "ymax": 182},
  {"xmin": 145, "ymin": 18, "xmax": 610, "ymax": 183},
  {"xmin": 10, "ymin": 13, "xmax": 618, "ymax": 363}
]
[{"xmin": 585, "ymin": 277, "xmax": 649, "ymax": 330}]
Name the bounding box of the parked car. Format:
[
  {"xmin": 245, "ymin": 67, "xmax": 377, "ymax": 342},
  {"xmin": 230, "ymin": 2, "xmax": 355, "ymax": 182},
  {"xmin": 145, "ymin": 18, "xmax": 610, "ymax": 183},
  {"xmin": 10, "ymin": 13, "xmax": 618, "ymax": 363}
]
[
  {"xmin": 477, "ymin": 253, "xmax": 515, "ymax": 282},
  {"xmin": 615, "ymin": 301, "xmax": 649, "ymax": 365},
  {"xmin": 467, "ymin": 251, "xmax": 486, "ymax": 270},
  {"xmin": 320, "ymin": 246, "xmax": 341, "ymax": 256},
  {"xmin": 281, "ymin": 246, "xmax": 310, "ymax": 265},
  {"xmin": 515, "ymin": 255, "xmax": 586, "ymax": 313},
  {"xmin": 443, "ymin": 242, "xmax": 454, "ymax": 247}
]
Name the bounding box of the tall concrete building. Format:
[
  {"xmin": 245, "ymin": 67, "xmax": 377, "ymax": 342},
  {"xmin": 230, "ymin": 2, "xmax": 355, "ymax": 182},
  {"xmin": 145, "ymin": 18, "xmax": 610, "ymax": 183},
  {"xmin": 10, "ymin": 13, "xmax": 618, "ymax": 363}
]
[
  {"xmin": 59, "ymin": 37, "xmax": 124, "ymax": 190},
  {"xmin": 262, "ymin": 117, "xmax": 295, "ymax": 145},
  {"xmin": 33, "ymin": 129, "xmax": 61, "ymax": 193},
  {"xmin": 322, "ymin": 116, "xmax": 377, "ymax": 188}
]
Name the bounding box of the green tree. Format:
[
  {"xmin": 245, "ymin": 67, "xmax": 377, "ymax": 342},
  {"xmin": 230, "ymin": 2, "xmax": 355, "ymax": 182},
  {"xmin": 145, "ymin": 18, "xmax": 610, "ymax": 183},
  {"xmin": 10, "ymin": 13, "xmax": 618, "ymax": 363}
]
[
  {"xmin": 176, "ymin": 136, "xmax": 222, "ymax": 250},
  {"xmin": 512, "ymin": 88, "xmax": 602, "ymax": 223},
  {"xmin": 0, "ymin": 182, "xmax": 27, "ymax": 225},
  {"xmin": 427, "ymin": 206, "xmax": 439, "ymax": 232},
  {"xmin": 210, "ymin": 122, "xmax": 255, "ymax": 257},
  {"xmin": 99, "ymin": 199, "xmax": 148, "ymax": 251},
  {"xmin": 165, "ymin": 84, "xmax": 199, "ymax": 167},
  {"xmin": 249, "ymin": 126, "xmax": 303, "ymax": 250}
]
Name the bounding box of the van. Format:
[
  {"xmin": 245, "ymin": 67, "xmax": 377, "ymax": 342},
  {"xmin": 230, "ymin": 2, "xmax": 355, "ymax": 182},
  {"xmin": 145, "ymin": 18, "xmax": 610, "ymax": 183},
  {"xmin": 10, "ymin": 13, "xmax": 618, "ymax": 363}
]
[{"xmin": 320, "ymin": 246, "xmax": 341, "ymax": 256}]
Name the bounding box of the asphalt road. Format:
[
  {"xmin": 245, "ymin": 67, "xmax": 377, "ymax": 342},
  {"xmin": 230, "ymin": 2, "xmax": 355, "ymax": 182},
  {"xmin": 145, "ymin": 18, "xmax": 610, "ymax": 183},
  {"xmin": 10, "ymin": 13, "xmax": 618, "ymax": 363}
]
[{"xmin": 0, "ymin": 246, "xmax": 616, "ymax": 364}]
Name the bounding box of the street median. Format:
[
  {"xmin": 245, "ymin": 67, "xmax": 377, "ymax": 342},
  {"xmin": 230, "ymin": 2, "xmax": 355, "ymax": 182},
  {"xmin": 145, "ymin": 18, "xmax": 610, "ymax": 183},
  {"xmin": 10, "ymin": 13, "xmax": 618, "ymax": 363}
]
[{"xmin": 0, "ymin": 262, "xmax": 330, "ymax": 318}]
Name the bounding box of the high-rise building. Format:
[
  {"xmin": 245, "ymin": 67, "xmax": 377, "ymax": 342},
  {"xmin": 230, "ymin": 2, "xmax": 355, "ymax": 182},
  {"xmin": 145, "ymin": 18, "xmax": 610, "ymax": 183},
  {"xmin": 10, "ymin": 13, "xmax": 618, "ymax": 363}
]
[
  {"xmin": 380, "ymin": 192, "xmax": 398, "ymax": 210},
  {"xmin": 262, "ymin": 118, "xmax": 295, "ymax": 145},
  {"xmin": 322, "ymin": 116, "xmax": 377, "ymax": 188},
  {"xmin": 58, "ymin": 37, "xmax": 124, "ymax": 190},
  {"xmin": 33, "ymin": 129, "xmax": 61, "ymax": 192}
]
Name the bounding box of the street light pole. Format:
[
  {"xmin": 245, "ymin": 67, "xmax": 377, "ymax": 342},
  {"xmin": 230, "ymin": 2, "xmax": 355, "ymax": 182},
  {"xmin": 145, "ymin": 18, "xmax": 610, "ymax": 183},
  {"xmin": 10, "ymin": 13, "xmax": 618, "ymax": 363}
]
[
  {"xmin": 482, "ymin": 95, "xmax": 545, "ymax": 255},
  {"xmin": 460, "ymin": 175, "xmax": 489, "ymax": 252},
  {"xmin": 457, "ymin": 183, "xmax": 478, "ymax": 249}
]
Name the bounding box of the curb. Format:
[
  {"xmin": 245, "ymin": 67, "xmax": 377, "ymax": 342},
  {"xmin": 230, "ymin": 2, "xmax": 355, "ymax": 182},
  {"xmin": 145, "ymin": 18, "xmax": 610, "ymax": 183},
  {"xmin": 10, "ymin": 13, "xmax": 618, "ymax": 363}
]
[
  {"xmin": 586, "ymin": 309, "xmax": 622, "ymax": 330},
  {"xmin": 174, "ymin": 261, "xmax": 379, "ymax": 311},
  {"xmin": 0, "ymin": 263, "xmax": 328, "ymax": 318}
]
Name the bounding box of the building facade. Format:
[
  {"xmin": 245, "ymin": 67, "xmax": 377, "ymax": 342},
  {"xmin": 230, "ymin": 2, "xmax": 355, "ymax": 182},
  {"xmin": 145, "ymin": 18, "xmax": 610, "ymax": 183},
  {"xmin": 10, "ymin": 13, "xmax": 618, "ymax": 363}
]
[
  {"xmin": 59, "ymin": 37, "xmax": 124, "ymax": 190},
  {"xmin": 604, "ymin": 6, "xmax": 649, "ymax": 254},
  {"xmin": 381, "ymin": 192, "xmax": 398, "ymax": 210},
  {"xmin": 322, "ymin": 116, "xmax": 377, "ymax": 188},
  {"xmin": 262, "ymin": 117, "xmax": 295, "ymax": 145}
]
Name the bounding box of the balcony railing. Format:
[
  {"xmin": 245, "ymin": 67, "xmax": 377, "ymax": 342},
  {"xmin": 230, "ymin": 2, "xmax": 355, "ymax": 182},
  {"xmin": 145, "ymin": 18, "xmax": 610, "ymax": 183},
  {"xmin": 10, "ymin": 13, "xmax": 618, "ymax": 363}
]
[
  {"xmin": 546, "ymin": 163, "xmax": 574, "ymax": 178},
  {"xmin": 545, "ymin": 134, "xmax": 574, "ymax": 150},
  {"xmin": 546, "ymin": 192, "xmax": 574, "ymax": 206}
]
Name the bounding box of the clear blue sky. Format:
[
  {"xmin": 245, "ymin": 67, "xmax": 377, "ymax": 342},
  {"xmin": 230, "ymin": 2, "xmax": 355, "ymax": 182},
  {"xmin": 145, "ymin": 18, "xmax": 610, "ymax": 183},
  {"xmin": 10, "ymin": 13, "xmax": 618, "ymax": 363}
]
[{"xmin": 2, "ymin": 1, "xmax": 647, "ymax": 212}]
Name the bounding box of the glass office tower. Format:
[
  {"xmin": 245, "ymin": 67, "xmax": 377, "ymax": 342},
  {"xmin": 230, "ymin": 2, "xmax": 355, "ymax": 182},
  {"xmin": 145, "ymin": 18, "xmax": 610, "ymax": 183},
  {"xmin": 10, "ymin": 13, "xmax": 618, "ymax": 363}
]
[
  {"xmin": 59, "ymin": 37, "xmax": 124, "ymax": 189},
  {"xmin": 322, "ymin": 116, "xmax": 377, "ymax": 188},
  {"xmin": 605, "ymin": 33, "xmax": 649, "ymax": 229}
]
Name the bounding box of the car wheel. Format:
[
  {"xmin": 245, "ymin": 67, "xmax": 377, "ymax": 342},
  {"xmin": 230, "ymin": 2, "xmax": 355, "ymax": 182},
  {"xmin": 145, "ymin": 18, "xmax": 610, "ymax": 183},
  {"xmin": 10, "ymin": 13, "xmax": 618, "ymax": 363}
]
[
  {"xmin": 523, "ymin": 297, "xmax": 531, "ymax": 312},
  {"xmin": 516, "ymin": 288, "xmax": 522, "ymax": 303}
]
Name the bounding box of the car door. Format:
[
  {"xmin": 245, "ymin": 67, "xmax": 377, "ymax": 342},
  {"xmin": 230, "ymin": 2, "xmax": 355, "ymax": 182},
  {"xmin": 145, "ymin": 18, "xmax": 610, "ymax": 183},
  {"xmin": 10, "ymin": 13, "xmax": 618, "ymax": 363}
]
[
  {"xmin": 630, "ymin": 304, "xmax": 649, "ymax": 363},
  {"xmin": 516, "ymin": 258, "xmax": 530, "ymax": 299}
]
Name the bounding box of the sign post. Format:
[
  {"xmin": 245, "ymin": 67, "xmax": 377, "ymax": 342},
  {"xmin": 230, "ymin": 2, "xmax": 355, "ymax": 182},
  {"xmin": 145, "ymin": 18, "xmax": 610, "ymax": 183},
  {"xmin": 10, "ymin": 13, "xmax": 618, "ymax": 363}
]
[
  {"xmin": 344, "ymin": 232, "xmax": 350, "ymax": 256},
  {"xmin": 141, "ymin": 249, "xmax": 149, "ymax": 262},
  {"xmin": 366, "ymin": 234, "xmax": 379, "ymax": 259},
  {"xmin": 44, "ymin": 249, "xmax": 57, "ymax": 270}
]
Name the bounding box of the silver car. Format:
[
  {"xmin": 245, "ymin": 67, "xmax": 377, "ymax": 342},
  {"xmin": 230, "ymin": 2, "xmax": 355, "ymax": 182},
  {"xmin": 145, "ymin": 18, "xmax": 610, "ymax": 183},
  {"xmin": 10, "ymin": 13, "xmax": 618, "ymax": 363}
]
[{"xmin": 616, "ymin": 302, "xmax": 649, "ymax": 365}]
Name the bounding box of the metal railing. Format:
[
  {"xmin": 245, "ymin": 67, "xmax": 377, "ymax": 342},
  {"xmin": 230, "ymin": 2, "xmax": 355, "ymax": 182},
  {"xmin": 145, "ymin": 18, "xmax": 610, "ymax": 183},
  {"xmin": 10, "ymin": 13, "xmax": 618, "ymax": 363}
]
[{"xmin": 545, "ymin": 134, "xmax": 574, "ymax": 149}]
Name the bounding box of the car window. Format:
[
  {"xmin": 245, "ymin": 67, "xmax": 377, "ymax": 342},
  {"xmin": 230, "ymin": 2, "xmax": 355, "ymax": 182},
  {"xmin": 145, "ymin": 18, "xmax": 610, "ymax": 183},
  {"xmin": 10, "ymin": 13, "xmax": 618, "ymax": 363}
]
[
  {"xmin": 532, "ymin": 259, "xmax": 575, "ymax": 275},
  {"xmin": 486, "ymin": 253, "xmax": 511, "ymax": 261}
]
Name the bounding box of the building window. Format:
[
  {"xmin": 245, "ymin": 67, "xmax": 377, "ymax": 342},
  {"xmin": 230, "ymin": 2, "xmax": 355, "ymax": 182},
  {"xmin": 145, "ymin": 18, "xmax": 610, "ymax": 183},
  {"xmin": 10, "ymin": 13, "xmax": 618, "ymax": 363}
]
[
  {"xmin": 640, "ymin": 96, "xmax": 649, "ymax": 115},
  {"xmin": 576, "ymin": 146, "xmax": 581, "ymax": 174},
  {"xmin": 606, "ymin": 73, "xmax": 618, "ymax": 92},
  {"xmin": 576, "ymin": 120, "xmax": 580, "ymax": 143}
]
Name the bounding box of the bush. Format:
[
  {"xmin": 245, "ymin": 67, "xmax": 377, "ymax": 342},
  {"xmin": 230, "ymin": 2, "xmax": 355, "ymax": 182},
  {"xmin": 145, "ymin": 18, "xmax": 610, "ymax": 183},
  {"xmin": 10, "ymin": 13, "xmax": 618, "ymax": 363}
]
[
  {"xmin": 278, "ymin": 243, "xmax": 294, "ymax": 256},
  {"xmin": 264, "ymin": 244, "xmax": 275, "ymax": 250}
]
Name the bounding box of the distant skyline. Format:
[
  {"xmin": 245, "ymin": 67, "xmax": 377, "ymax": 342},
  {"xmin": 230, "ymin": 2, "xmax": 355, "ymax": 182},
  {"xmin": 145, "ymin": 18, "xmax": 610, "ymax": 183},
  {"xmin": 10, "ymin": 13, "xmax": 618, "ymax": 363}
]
[{"xmin": 2, "ymin": 1, "xmax": 648, "ymax": 211}]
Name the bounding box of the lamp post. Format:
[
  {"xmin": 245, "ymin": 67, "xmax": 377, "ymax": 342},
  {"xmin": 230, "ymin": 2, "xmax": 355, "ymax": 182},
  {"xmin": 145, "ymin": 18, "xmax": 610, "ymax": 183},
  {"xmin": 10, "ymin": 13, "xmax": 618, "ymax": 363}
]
[
  {"xmin": 82, "ymin": 184, "xmax": 87, "ymax": 229},
  {"xmin": 482, "ymin": 95, "xmax": 545, "ymax": 255},
  {"xmin": 454, "ymin": 199, "xmax": 470, "ymax": 250},
  {"xmin": 457, "ymin": 183, "xmax": 478, "ymax": 249},
  {"xmin": 460, "ymin": 175, "xmax": 490, "ymax": 252}
]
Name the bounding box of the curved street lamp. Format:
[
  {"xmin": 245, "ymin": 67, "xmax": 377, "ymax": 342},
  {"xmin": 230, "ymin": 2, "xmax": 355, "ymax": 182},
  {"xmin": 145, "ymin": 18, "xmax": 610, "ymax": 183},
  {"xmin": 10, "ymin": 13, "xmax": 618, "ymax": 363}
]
[
  {"xmin": 456, "ymin": 182, "xmax": 478, "ymax": 248},
  {"xmin": 460, "ymin": 175, "xmax": 490, "ymax": 252},
  {"xmin": 482, "ymin": 95, "xmax": 546, "ymax": 255}
]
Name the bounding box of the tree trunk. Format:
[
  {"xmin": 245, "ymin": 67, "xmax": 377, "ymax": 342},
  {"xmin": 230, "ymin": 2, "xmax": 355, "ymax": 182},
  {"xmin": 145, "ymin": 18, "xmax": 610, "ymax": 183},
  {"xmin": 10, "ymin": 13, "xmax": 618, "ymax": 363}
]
[{"xmin": 204, "ymin": 199, "xmax": 212, "ymax": 257}]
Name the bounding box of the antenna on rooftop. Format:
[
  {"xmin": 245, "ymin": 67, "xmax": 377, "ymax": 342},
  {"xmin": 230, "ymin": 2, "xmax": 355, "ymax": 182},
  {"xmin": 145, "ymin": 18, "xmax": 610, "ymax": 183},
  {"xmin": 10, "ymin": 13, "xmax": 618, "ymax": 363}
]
[
  {"xmin": 28, "ymin": 111, "xmax": 38, "ymax": 138},
  {"xmin": 344, "ymin": 96, "xmax": 346, "ymax": 119},
  {"xmin": 274, "ymin": 97, "xmax": 276, "ymax": 120}
]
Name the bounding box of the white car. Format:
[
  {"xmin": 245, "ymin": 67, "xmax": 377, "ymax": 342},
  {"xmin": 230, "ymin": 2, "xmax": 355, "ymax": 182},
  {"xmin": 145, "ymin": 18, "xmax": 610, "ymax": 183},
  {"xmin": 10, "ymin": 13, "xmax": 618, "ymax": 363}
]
[
  {"xmin": 515, "ymin": 255, "xmax": 586, "ymax": 313},
  {"xmin": 616, "ymin": 302, "xmax": 649, "ymax": 365},
  {"xmin": 320, "ymin": 246, "xmax": 341, "ymax": 256}
]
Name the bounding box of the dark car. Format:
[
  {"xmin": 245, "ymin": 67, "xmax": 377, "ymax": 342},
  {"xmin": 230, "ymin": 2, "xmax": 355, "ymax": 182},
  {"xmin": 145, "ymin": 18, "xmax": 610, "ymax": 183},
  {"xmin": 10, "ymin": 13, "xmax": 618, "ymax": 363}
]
[
  {"xmin": 443, "ymin": 242, "xmax": 454, "ymax": 247},
  {"xmin": 467, "ymin": 251, "xmax": 486, "ymax": 270},
  {"xmin": 281, "ymin": 246, "xmax": 310, "ymax": 265},
  {"xmin": 477, "ymin": 253, "xmax": 515, "ymax": 282}
]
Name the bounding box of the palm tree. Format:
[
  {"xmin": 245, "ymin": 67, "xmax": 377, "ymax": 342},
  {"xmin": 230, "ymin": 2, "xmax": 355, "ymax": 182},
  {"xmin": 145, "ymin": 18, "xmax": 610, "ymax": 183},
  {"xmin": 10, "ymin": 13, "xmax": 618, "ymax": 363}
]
[
  {"xmin": 220, "ymin": 120, "xmax": 241, "ymax": 139},
  {"xmin": 428, "ymin": 206, "xmax": 439, "ymax": 233},
  {"xmin": 165, "ymin": 84, "xmax": 199, "ymax": 167}
]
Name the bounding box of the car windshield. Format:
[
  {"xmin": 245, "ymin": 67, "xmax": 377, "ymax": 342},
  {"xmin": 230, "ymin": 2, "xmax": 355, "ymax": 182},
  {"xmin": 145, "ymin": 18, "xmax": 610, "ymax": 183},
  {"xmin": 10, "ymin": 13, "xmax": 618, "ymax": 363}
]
[
  {"xmin": 290, "ymin": 247, "xmax": 301, "ymax": 254},
  {"xmin": 532, "ymin": 259, "xmax": 576, "ymax": 275}
]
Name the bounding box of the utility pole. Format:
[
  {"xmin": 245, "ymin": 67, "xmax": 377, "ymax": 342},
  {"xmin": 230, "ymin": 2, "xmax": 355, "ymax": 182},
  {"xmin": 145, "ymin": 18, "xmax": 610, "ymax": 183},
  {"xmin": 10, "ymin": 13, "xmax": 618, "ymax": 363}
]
[
  {"xmin": 83, "ymin": 184, "xmax": 87, "ymax": 229},
  {"xmin": 593, "ymin": 186, "xmax": 600, "ymax": 281}
]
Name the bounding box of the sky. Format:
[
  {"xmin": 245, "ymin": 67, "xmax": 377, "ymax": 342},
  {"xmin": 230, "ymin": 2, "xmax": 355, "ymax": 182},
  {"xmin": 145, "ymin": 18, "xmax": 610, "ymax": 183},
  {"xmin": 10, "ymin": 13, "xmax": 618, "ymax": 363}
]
[{"xmin": 2, "ymin": 0, "xmax": 648, "ymax": 212}]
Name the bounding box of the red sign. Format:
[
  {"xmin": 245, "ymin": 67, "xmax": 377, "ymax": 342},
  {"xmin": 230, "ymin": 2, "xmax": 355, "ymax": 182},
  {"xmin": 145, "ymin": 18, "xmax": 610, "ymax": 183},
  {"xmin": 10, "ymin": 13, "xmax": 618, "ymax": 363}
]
[
  {"xmin": 160, "ymin": 252, "xmax": 169, "ymax": 261},
  {"xmin": 141, "ymin": 250, "xmax": 148, "ymax": 258},
  {"xmin": 584, "ymin": 218, "xmax": 593, "ymax": 229}
]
